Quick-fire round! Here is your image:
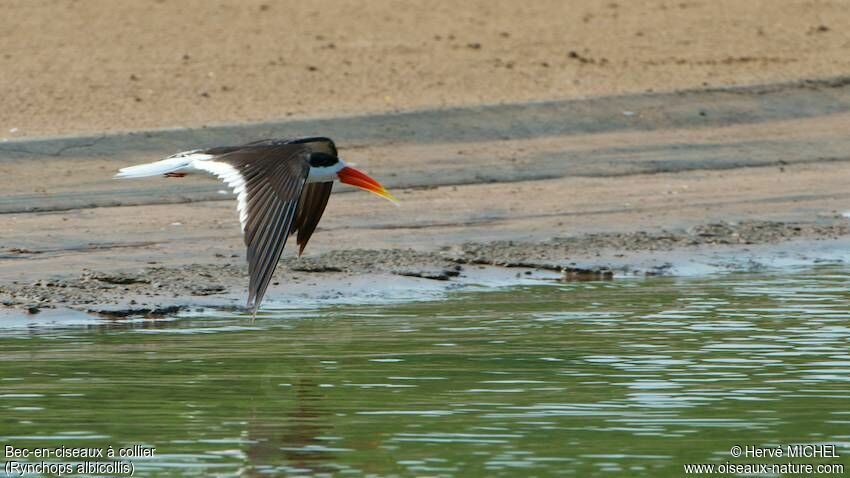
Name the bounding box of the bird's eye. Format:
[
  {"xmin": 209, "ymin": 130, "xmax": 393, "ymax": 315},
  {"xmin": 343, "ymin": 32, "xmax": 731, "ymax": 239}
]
[{"xmin": 308, "ymin": 153, "xmax": 339, "ymax": 168}]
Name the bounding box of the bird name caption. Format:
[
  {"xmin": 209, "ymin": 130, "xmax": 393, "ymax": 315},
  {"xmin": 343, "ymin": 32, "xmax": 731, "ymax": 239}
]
[{"xmin": 4, "ymin": 444, "xmax": 155, "ymax": 476}]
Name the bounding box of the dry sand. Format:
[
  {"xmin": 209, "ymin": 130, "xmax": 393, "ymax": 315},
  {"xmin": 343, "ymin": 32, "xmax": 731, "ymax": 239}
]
[{"xmin": 3, "ymin": 0, "xmax": 850, "ymax": 138}]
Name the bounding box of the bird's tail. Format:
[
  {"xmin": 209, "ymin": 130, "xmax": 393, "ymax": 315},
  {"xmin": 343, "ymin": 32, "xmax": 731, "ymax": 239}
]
[{"xmin": 114, "ymin": 150, "xmax": 209, "ymax": 179}]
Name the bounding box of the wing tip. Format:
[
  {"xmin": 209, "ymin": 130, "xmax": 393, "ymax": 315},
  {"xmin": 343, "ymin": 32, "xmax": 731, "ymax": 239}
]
[{"xmin": 246, "ymin": 297, "xmax": 260, "ymax": 317}]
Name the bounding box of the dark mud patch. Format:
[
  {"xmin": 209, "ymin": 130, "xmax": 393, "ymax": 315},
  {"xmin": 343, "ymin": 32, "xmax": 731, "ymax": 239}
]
[
  {"xmin": 93, "ymin": 304, "xmax": 183, "ymax": 318},
  {"xmin": 1, "ymin": 220, "xmax": 847, "ymax": 317},
  {"xmin": 395, "ymin": 267, "xmax": 463, "ymax": 281}
]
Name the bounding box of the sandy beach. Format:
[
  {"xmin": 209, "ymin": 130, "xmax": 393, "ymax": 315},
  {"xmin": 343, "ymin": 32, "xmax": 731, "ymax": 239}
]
[
  {"xmin": 1, "ymin": 1, "xmax": 850, "ymax": 316},
  {"xmin": 3, "ymin": 0, "xmax": 850, "ymax": 139}
]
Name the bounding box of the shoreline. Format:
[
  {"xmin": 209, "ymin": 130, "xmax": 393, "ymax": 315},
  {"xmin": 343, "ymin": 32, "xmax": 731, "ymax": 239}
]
[
  {"xmin": 2, "ymin": 77, "xmax": 850, "ymax": 318},
  {"xmin": 2, "ymin": 220, "xmax": 848, "ymax": 318}
]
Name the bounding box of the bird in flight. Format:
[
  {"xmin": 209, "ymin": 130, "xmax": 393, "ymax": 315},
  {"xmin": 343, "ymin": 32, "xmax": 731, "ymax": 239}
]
[{"xmin": 115, "ymin": 137, "xmax": 396, "ymax": 314}]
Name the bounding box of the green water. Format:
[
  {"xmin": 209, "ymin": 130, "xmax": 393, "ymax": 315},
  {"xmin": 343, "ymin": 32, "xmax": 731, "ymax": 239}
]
[{"xmin": 1, "ymin": 266, "xmax": 850, "ymax": 477}]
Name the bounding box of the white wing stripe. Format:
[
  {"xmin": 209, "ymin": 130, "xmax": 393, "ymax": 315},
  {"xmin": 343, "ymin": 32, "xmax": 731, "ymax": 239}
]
[{"xmin": 190, "ymin": 159, "xmax": 250, "ymax": 232}]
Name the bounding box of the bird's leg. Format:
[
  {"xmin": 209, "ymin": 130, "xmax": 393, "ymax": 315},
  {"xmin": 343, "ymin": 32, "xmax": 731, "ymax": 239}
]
[{"xmin": 164, "ymin": 172, "xmax": 187, "ymax": 178}]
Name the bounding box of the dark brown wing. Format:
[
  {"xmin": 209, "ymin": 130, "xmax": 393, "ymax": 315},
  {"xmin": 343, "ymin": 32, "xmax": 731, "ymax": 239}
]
[
  {"xmin": 193, "ymin": 143, "xmax": 310, "ymax": 312},
  {"xmin": 203, "ymin": 137, "xmax": 337, "ymax": 156},
  {"xmin": 242, "ymin": 138, "xmax": 337, "ymax": 255},
  {"xmin": 292, "ymin": 181, "xmax": 334, "ymax": 255}
]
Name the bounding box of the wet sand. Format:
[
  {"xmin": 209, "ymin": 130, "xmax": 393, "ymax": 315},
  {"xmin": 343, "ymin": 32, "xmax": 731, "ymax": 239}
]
[
  {"xmin": 3, "ymin": 222, "xmax": 850, "ymax": 317},
  {"xmin": 2, "ymin": 79, "xmax": 850, "ymax": 316}
]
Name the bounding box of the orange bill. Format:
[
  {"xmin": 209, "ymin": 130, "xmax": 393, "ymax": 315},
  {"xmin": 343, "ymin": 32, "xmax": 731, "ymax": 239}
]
[{"xmin": 338, "ymin": 166, "xmax": 398, "ymax": 204}]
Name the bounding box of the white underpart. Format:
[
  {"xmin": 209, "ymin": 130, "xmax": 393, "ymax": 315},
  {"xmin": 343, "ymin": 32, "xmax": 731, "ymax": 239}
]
[
  {"xmin": 188, "ymin": 159, "xmax": 250, "ymax": 232},
  {"xmin": 307, "ymin": 159, "xmax": 345, "ymax": 183},
  {"xmin": 113, "ymin": 150, "xmax": 213, "ymax": 178}
]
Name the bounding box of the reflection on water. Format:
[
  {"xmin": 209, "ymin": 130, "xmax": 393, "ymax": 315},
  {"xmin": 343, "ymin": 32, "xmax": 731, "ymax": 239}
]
[{"xmin": 1, "ymin": 265, "xmax": 849, "ymax": 476}]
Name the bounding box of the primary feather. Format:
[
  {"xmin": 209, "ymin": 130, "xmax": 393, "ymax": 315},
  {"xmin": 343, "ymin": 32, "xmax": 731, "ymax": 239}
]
[{"xmin": 114, "ymin": 138, "xmax": 338, "ymax": 314}]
